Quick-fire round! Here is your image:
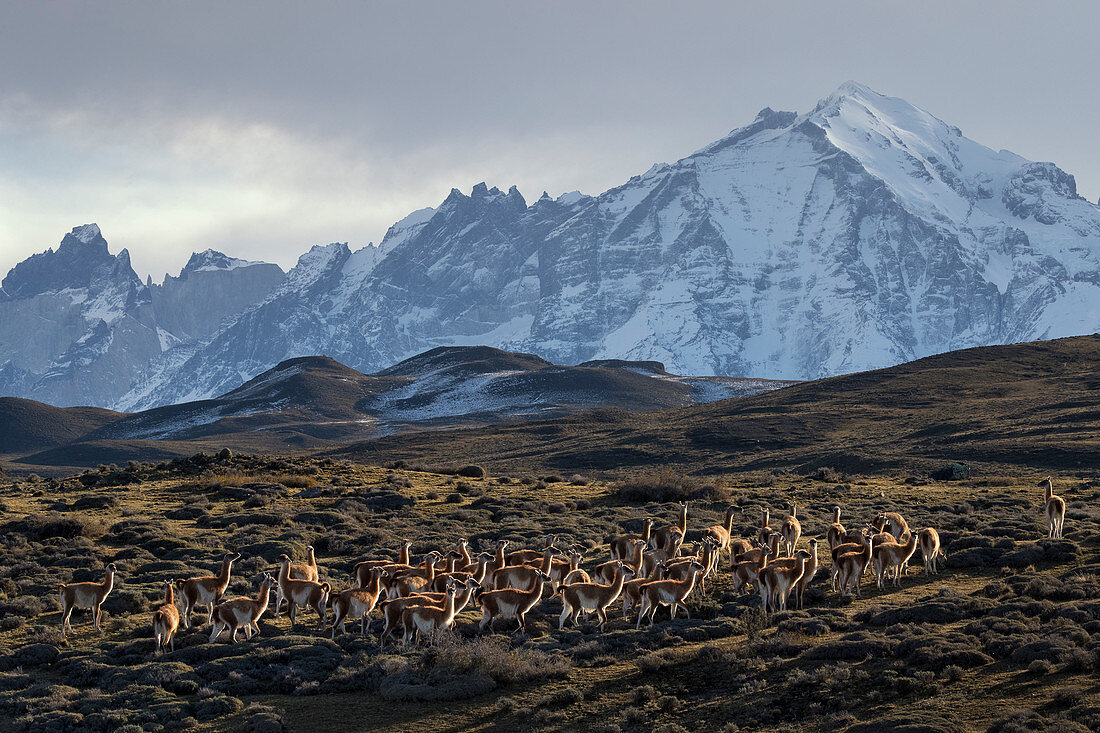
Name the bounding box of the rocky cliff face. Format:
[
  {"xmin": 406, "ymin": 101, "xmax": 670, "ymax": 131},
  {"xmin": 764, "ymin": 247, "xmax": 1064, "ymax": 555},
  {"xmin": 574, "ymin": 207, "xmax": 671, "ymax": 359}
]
[
  {"xmin": 150, "ymin": 250, "xmax": 285, "ymax": 342},
  {"xmin": 0, "ymin": 226, "xmax": 283, "ymax": 407}
]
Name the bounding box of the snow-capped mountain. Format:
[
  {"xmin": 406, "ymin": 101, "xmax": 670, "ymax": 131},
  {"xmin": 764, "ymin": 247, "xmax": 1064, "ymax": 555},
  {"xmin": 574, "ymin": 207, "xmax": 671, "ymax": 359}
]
[
  {"xmin": 0, "ymin": 225, "xmax": 284, "ymax": 407},
  {"xmin": 5, "ymin": 82, "xmax": 1100, "ymax": 410},
  {"xmin": 121, "ymin": 81, "xmax": 1099, "ymax": 409}
]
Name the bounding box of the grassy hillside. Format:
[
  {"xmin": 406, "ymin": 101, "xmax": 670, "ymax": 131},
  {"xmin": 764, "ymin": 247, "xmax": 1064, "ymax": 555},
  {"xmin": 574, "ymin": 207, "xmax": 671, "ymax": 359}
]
[
  {"xmin": 0, "ymin": 454, "xmax": 1097, "ymax": 731},
  {"xmin": 0, "ymin": 398, "xmax": 121, "ymax": 454},
  {"xmin": 333, "ymin": 335, "xmax": 1100, "ymax": 476}
]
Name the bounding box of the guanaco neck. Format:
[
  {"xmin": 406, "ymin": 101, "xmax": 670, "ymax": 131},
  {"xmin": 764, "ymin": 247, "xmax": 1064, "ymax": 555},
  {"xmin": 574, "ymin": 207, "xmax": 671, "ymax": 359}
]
[
  {"xmin": 103, "ymin": 567, "xmax": 116, "ymax": 593},
  {"xmin": 610, "ymin": 566, "xmax": 627, "ymax": 595},
  {"xmin": 256, "ymin": 579, "xmax": 272, "ymax": 607},
  {"xmin": 279, "ymin": 559, "xmax": 291, "ymax": 583},
  {"xmin": 457, "ymin": 542, "xmax": 471, "ymax": 565},
  {"xmin": 724, "ymin": 508, "xmax": 735, "ymax": 534},
  {"xmin": 677, "ymin": 504, "xmax": 688, "ymax": 534},
  {"xmin": 307, "ymin": 547, "xmax": 316, "ymax": 566},
  {"xmin": 163, "ymin": 583, "xmax": 174, "ymax": 605},
  {"xmin": 642, "ymin": 520, "xmax": 653, "ymax": 542},
  {"xmin": 493, "ymin": 544, "xmax": 507, "ymax": 571},
  {"xmin": 790, "ymin": 502, "xmax": 797, "ymax": 518},
  {"xmin": 630, "ymin": 542, "xmax": 645, "ymax": 570},
  {"xmin": 769, "ymin": 534, "xmax": 780, "ymax": 557},
  {"xmin": 761, "ymin": 508, "xmax": 769, "ymax": 528},
  {"xmin": 1043, "ymin": 480, "xmax": 1053, "ymax": 501},
  {"xmin": 473, "ymin": 558, "xmax": 490, "ymax": 585},
  {"xmin": 538, "ymin": 548, "xmax": 555, "ymax": 573},
  {"xmin": 218, "ymin": 557, "xmax": 234, "ymax": 584},
  {"xmin": 832, "ymin": 507, "xmax": 841, "ymax": 524}
]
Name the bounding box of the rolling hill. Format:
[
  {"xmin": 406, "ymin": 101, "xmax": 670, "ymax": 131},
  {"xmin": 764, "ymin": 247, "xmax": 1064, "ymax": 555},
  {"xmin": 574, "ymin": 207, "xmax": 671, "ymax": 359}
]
[
  {"xmin": 330, "ymin": 335, "xmax": 1100, "ymax": 476},
  {"xmin": 2, "ymin": 346, "xmax": 784, "ymax": 472}
]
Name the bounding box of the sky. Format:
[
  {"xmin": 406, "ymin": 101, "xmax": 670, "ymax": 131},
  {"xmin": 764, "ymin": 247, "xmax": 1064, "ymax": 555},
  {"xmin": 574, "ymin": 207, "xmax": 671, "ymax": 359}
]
[{"xmin": 1, "ymin": 1, "xmax": 1098, "ymax": 281}]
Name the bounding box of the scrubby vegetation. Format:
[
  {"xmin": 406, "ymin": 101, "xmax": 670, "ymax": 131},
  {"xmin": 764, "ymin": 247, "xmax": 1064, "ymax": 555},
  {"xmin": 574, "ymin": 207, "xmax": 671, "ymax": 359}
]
[{"xmin": 0, "ymin": 453, "xmax": 1097, "ymax": 731}]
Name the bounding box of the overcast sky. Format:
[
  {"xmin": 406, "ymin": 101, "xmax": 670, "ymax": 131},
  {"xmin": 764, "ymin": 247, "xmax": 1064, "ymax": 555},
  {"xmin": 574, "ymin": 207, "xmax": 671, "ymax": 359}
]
[{"xmin": 2, "ymin": 1, "xmax": 1098, "ymax": 280}]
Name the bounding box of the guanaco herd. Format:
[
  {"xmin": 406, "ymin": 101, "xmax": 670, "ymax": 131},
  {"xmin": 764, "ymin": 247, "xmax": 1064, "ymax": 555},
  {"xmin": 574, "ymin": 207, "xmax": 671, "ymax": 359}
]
[{"xmin": 56, "ymin": 477, "xmax": 1070, "ymax": 653}]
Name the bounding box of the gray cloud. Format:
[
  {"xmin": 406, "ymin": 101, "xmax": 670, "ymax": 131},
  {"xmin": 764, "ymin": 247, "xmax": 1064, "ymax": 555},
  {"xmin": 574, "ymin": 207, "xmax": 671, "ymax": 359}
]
[{"xmin": 2, "ymin": 1, "xmax": 1098, "ymax": 279}]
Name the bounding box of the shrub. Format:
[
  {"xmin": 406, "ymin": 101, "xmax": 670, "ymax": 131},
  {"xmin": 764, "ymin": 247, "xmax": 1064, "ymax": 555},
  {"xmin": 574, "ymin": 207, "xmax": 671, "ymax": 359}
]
[
  {"xmin": 809, "ymin": 467, "xmax": 841, "ymax": 482},
  {"xmin": 1027, "ymin": 659, "xmax": 1054, "ymax": 675},
  {"xmin": 457, "ymin": 465, "xmax": 486, "ymax": 479},
  {"xmin": 431, "ymin": 637, "xmax": 571, "ymax": 683},
  {"xmin": 615, "ymin": 470, "xmax": 701, "ymax": 503}
]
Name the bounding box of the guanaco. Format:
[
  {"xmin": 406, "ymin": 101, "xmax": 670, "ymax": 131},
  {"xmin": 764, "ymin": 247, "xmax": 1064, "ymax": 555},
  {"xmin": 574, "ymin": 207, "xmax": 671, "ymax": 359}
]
[
  {"xmin": 506, "ymin": 535, "xmax": 556, "ymax": 565},
  {"xmin": 762, "ymin": 539, "xmax": 819, "ymax": 610},
  {"xmin": 731, "ymin": 544, "xmax": 770, "ymax": 594},
  {"xmin": 652, "ymin": 501, "xmax": 688, "ymax": 553},
  {"xmin": 559, "ymin": 561, "xmax": 630, "ymax": 630},
  {"xmin": 209, "ymin": 574, "xmax": 274, "ymax": 643},
  {"xmin": 594, "ymin": 539, "xmax": 646, "ymax": 585},
  {"xmin": 175, "ymin": 552, "xmax": 241, "ymax": 629},
  {"xmin": 918, "ymin": 527, "xmax": 945, "ymax": 575},
  {"xmin": 477, "ymin": 571, "xmax": 550, "ymax": 633},
  {"xmin": 826, "ymin": 505, "xmax": 846, "ymax": 551},
  {"xmin": 621, "ymin": 563, "xmax": 668, "ymax": 618},
  {"xmin": 830, "ymin": 530, "xmax": 868, "ymax": 591},
  {"xmin": 152, "ymin": 579, "xmax": 180, "ymax": 654},
  {"xmin": 60, "ymin": 562, "xmax": 117, "ymax": 635},
  {"xmin": 705, "ymin": 506, "xmax": 742, "ymax": 571},
  {"xmin": 760, "ymin": 549, "xmax": 810, "ymax": 615},
  {"xmin": 836, "ymin": 531, "xmax": 872, "ymax": 597},
  {"xmin": 401, "ymin": 585, "xmax": 460, "ymax": 646},
  {"xmin": 1040, "ymin": 477, "xmax": 1066, "ymax": 539},
  {"xmin": 636, "ymin": 560, "xmax": 704, "ymax": 628},
  {"xmin": 729, "ymin": 538, "xmax": 753, "ymax": 558},
  {"xmin": 549, "ymin": 546, "xmax": 587, "ymax": 588},
  {"xmin": 378, "ymin": 578, "xmax": 478, "ymax": 645},
  {"xmin": 491, "ymin": 546, "xmax": 557, "ymax": 591},
  {"xmin": 354, "ymin": 540, "xmax": 412, "ymax": 586},
  {"xmin": 275, "ymin": 554, "xmax": 331, "ymax": 629},
  {"xmin": 386, "ymin": 551, "xmax": 443, "ymax": 598},
  {"xmin": 873, "ymin": 530, "xmax": 918, "ymax": 588},
  {"xmin": 735, "ymin": 532, "xmax": 780, "ymax": 566},
  {"xmin": 610, "ymin": 519, "xmax": 654, "ymax": 561},
  {"xmin": 291, "ymin": 545, "xmax": 319, "ymax": 582},
  {"xmin": 780, "ymin": 501, "xmax": 802, "ymax": 557},
  {"xmin": 329, "ymin": 568, "xmax": 387, "ymax": 638},
  {"xmin": 757, "ymin": 507, "xmax": 773, "ymax": 547}
]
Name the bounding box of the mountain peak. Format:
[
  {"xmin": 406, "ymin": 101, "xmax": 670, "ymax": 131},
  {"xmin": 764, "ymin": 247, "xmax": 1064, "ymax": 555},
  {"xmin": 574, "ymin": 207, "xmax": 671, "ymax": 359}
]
[
  {"xmin": 69, "ymin": 223, "xmax": 102, "ymax": 244},
  {"xmin": 178, "ymin": 249, "xmax": 269, "ymax": 277}
]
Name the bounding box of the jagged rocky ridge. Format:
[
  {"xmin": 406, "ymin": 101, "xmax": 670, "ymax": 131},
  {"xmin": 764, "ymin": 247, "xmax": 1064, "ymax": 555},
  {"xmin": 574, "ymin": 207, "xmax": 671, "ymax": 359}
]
[
  {"xmin": 4, "ymin": 82, "xmax": 1100, "ymax": 409},
  {"xmin": 0, "ymin": 226, "xmax": 284, "ymax": 407}
]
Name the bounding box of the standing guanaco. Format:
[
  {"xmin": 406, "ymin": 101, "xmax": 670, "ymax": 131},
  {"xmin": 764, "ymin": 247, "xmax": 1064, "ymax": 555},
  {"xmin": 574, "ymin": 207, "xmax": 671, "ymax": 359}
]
[
  {"xmin": 401, "ymin": 585, "xmax": 459, "ymax": 646},
  {"xmin": 476, "ymin": 571, "xmax": 551, "ymax": 633},
  {"xmin": 652, "ymin": 501, "xmax": 688, "ymax": 553},
  {"xmin": 836, "ymin": 531, "xmax": 872, "ymax": 597},
  {"xmin": 175, "ymin": 552, "xmax": 240, "ymax": 628},
  {"xmin": 781, "ymin": 501, "xmax": 802, "ymax": 557},
  {"xmin": 291, "ymin": 545, "xmax": 319, "ymax": 582},
  {"xmin": 354, "ymin": 541, "xmax": 412, "ymax": 586},
  {"xmin": 873, "ymin": 530, "xmax": 918, "ymax": 588},
  {"xmin": 610, "ymin": 519, "xmax": 654, "ymax": 561},
  {"xmin": 491, "ymin": 546, "xmax": 558, "ymax": 591},
  {"xmin": 329, "ymin": 568, "xmax": 387, "ymax": 638},
  {"xmin": 918, "ymin": 528, "xmax": 945, "ymax": 575},
  {"xmin": 275, "ymin": 554, "xmax": 331, "ymax": 630},
  {"xmin": 759, "ymin": 550, "xmax": 810, "ymax": 615},
  {"xmin": 1040, "ymin": 477, "xmax": 1066, "ymax": 539},
  {"xmin": 826, "ymin": 505, "xmax": 846, "ymax": 551},
  {"xmin": 594, "ymin": 540, "xmax": 646, "ymax": 585},
  {"xmin": 60, "ymin": 563, "xmax": 117, "ymax": 635},
  {"xmin": 209, "ymin": 574, "xmax": 274, "ymax": 643},
  {"xmin": 757, "ymin": 507, "xmax": 773, "ymax": 547},
  {"xmin": 705, "ymin": 506, "xmax": 742, "ymax": 573},
  {"xmin": 558, "ymin": 561, "xmax": 631, "ymax": 631},
  {"xmin": 378, "ymin": 578, "xmax": 478, "ymax": 645},
  {"xmin": 152, "ymin": 579, "xmax": 180, "ymax": 654},
  {"xmin": 636, "ymin": 560, "xmax": 704, "ymax": 628}
]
